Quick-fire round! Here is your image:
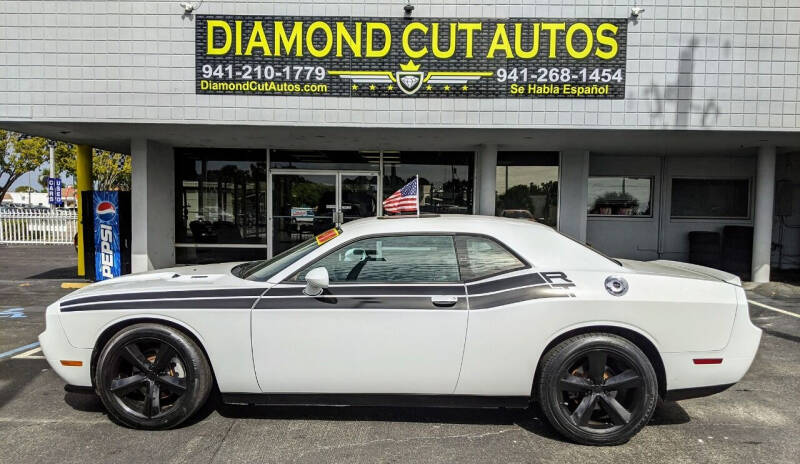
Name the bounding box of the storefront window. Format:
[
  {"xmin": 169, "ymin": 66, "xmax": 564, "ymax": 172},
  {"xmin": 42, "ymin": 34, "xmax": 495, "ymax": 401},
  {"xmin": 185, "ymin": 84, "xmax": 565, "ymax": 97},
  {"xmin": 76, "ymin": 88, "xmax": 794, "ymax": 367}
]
[
  {"xmin": 671, "ymin": 178, "xmax": 750, "ymax": 219},
  {"xmin": 588, "ymin": 177, "xmax": 653, "ymax": 217},
  {"xmin": 175, "ymin": 148, "xmax": 267, "ymax": 263},
  {"xmin": 383, "ymin": 151, "xmax": 474, "ymax": 214},
  {"xmin": 495, "ymin": 152, "xmax": 559, "ymax": 227}
]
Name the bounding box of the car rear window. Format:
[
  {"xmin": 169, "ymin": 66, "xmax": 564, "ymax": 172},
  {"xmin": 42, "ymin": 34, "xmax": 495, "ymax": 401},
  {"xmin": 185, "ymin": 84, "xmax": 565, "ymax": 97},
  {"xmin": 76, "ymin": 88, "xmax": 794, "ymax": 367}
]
[{"xmin": 455, "ymin": 235, "xmax": 527, "ymax": 281}]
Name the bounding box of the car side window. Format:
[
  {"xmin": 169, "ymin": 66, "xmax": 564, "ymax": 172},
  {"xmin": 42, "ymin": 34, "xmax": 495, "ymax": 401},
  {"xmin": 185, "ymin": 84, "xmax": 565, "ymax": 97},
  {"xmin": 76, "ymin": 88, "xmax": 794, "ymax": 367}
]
[
  {"xmin": 293, "ymin": 235, "xmax": 461, "ymax": 283},
  {"xmin": 455, "ymin": 235, "xmax": 526, "ymax": 281}
]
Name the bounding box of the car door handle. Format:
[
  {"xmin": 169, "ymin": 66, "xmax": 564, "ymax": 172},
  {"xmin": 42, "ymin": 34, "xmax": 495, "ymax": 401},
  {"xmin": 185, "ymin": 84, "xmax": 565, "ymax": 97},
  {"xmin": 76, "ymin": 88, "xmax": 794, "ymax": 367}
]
[{"xmin": 431, "ymin": 295, "xmax": 458, "ymax": 307}]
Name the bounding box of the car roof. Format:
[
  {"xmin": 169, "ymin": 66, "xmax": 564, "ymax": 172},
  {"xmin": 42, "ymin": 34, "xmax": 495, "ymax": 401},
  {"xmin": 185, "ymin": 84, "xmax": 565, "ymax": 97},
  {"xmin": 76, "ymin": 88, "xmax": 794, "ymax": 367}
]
[{"xmin": 339, "ymin": 214, "xmax": 551, "ymax": 236}]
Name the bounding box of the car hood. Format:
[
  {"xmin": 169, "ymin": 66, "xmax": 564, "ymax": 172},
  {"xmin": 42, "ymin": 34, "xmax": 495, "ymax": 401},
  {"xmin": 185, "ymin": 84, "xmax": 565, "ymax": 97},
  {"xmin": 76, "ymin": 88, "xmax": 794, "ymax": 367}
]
[
  {"xmin": 618, "ymin": 259, "xmax": 742, "ymax": 286},
  {"xmin": 59, "ymin": 262, "xmax": 262, "ymax": 303}
]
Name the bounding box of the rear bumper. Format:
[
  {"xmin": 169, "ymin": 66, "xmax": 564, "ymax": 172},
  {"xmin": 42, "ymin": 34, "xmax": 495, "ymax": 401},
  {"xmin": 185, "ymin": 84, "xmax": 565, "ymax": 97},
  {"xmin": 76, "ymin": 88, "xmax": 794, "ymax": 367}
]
[
  {"xmin": 39, "ymin": 306, "xmax": 93, "ymax": 387},
  {"xmin": 662, "ymin": 288, "xmax": 762, "ymax": 392},
  {"xmin": 664, "ymin": 383, "xmax": 735, "ymax": 402}
]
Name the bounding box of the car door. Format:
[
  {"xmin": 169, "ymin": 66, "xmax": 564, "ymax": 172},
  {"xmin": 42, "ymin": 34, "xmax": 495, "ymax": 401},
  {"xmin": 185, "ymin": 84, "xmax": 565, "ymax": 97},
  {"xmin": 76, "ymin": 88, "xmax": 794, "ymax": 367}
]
[
  {"xmin": 452, "ymin": 234, "xmax": 585, "ymax": 396},
  {"xmin": 251, "ymin": 234, "xmax": 469, "ymax": 394}
]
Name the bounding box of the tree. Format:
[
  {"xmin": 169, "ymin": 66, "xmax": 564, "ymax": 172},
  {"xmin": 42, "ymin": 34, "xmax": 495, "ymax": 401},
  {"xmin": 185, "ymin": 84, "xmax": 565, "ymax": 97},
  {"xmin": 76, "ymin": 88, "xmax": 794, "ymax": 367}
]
[
  {"xmin": 37, "ymin": 171, "xmax": 50, "ymax": 192},
  {"xmin": 590, "ymin": 191, "xmax": 642, "ymax": 215},
  {"xmin": 0, "ymin": 130, "xmax": 50, "ymax": 202},
  {"xmin": 14, "ymin": 185, "xmax": 37, "ymax": 193},
  {"xmin": 54, "ymin": 145, "xmax": 131, "ymax": 191},
  {"xmin": 1, "ymin": 131, "xmax": 131, "ymax": 200},
  {"xmin": 93, "ymin": 150, "xmax": 131, "ymax": 191}
]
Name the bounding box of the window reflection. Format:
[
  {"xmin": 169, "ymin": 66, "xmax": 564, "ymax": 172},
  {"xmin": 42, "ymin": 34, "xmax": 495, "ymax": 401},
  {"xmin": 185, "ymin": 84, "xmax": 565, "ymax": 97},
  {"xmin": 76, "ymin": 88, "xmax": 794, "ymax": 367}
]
[
  {"xmin": 383, "ymin": 151, "xmax": 474, "ymax": 214},
  {"xmin": 175, "ymin": 149, "xmax": 267, "ymax": 244},
  {"xmin": 271, "ymin": 174, "xmax": 337, "ymax": 255},
  {"xmin": 495, "ymin": 152, "xmax": 559, "ymax": 227},
  {"xmin": 295, "ymin": 235, "xmax": 460, "ymax": 282},
  {"xmin": 456, "ymin": 235, "xmax": 525, "ymax": 280},
  {"xmin": 588, "ymin": 177, "xmax": 653, "ymax": 216},
  {"xmin": 670, "ymin": 178, "xmax": 749, "ymax": 219}
]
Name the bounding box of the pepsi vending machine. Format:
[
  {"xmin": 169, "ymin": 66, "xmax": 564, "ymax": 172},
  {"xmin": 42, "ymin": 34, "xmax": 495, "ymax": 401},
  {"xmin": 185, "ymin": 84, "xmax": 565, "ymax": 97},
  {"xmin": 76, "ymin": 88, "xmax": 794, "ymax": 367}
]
[{"xmin": 81, "ymin": 191, "xmax": 131, "ymax": 281}]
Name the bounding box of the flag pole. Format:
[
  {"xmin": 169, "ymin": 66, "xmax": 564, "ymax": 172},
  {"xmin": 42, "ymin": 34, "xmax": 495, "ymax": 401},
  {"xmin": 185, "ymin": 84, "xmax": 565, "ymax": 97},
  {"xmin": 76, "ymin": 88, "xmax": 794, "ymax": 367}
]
[{"xmin": 416, "ymin": 174, "xmax": 420, "ymax": 217}]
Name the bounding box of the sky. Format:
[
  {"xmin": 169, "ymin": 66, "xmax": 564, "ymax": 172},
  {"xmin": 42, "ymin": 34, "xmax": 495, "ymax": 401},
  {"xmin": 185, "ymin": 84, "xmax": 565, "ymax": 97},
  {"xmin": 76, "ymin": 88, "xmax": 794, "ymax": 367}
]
[{"xmin": 6, "ymin": 162, "xmax": 74, "ymax": 192}]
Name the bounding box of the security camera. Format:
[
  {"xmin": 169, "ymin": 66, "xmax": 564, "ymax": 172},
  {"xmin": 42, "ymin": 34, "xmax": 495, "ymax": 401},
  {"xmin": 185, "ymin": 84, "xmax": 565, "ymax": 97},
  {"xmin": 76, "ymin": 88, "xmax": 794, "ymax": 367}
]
[
  {"xmin": 631, "ymin": 7, "xmax": 645, "ymax": 17},
  {"xmin": 404, "ymin": 3, "xmax": 415, "ymax": 18}
]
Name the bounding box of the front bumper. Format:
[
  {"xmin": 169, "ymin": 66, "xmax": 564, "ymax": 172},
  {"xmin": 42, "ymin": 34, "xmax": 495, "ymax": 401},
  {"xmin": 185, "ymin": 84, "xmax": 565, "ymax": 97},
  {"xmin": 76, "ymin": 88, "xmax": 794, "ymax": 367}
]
[{"xmin": 39, "ymin": 307, "xmax": 93, "ymax": 387}]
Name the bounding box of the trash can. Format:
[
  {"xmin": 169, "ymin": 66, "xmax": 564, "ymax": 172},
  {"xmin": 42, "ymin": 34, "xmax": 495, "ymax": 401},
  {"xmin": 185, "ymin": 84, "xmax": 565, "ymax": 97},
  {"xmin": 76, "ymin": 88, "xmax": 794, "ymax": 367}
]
[
  {"xmin": 721, "ymin": 225, "xmax": 753, "ymax": 281},
  {"xmin": 688, "ymin": 231, "xmax": 722, "ymax": 270}
]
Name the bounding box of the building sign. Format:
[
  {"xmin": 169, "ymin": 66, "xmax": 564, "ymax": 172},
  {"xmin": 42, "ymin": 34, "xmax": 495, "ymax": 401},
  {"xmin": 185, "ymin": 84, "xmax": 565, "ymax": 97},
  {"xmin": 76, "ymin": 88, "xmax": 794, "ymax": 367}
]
[
  {"xmin": 47, "ymin": 178, "xmax": 62, "ymax": 206},
  {"xmin": 93, "ymin": 191, "xmax": 121, "ymax": 281},
  {"xmin": 196, "ymin": 16, "xmax": 627, "ymax": 98}
]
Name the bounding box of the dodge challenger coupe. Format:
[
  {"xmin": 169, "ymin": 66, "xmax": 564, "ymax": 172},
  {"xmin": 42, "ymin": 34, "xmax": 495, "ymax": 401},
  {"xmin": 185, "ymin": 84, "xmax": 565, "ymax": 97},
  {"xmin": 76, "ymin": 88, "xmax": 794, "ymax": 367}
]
[{"xmin": 39, "ymin": 215, "xmax": 761, "ymax": 445}]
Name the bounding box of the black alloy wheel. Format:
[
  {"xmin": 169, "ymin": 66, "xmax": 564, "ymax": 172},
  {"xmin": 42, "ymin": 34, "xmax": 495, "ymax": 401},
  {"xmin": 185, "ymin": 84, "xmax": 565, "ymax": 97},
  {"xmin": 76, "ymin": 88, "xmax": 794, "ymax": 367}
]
[
  {"xmin": 536, "ymin": 333, "xmax": 658, "ymax": 445},
  {"xmin": 95, "ymin": 323, "xmax": 212, "ymax": 429}
]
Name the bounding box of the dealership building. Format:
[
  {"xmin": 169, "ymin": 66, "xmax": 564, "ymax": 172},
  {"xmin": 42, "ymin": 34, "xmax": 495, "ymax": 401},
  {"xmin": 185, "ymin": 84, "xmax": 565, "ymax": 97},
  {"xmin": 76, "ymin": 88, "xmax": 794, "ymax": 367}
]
[{"xmin": 1, "ymin": 1, "xmax": 799, "ymax": 282}]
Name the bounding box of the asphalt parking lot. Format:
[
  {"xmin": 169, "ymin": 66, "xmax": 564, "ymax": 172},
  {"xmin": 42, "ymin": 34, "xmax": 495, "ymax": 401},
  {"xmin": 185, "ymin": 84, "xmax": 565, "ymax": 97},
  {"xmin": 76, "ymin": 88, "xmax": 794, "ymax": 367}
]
[{"xmin": 1, "ymin": 245, "xmax": 799, "ymax": 463}]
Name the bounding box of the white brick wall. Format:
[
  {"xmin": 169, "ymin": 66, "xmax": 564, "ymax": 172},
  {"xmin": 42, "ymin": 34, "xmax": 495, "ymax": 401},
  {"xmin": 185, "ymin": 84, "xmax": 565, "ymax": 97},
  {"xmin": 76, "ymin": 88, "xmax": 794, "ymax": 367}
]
[{"xmin": 0, "ymin": 0, "xmax": 798, "ymax": 130}]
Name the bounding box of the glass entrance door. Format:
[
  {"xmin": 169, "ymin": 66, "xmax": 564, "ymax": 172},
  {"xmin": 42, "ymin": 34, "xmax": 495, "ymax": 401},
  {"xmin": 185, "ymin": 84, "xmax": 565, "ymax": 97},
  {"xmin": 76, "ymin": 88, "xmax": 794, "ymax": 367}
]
[
  {"xmin": 270, "ymin": 171, "xmax": 378, "ymax": 256},
  {"xmin": 340, "ymin": 172, "xmax": 379, "ymax": 223}
]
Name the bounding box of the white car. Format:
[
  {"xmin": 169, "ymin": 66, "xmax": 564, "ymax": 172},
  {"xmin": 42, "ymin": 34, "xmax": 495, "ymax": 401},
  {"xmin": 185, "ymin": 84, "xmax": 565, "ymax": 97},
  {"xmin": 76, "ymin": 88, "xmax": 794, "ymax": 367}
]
[{"xmin": 39, "ymin": 215, "xmax": 761, "ymax": 445}]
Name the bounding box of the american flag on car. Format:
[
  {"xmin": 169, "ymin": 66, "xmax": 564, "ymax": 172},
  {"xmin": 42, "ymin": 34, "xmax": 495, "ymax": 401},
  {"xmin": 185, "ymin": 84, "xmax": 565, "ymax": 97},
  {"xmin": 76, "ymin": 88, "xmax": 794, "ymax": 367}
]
[{"xmin": 382, "ymin": 176, "xmax": 419, "ymax": 214}]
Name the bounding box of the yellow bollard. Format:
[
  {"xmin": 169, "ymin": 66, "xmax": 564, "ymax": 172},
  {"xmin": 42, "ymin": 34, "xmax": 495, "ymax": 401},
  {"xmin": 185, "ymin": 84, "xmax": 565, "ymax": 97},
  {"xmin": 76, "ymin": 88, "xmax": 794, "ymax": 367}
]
[{"xmin": 76, "ymin": 145, "xmax": 93, "ymax": 277}]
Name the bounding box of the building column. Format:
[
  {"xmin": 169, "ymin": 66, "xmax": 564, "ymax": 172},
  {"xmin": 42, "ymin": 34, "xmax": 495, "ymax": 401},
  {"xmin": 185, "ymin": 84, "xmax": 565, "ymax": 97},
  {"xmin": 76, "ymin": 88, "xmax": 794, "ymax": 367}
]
[
  {"xmin": 558, "ymin": 150, "xmax": 590, "ymax": 242},
  {"xmin": 752, "ymin": 145, "xmax": 776, "ymax": 282},
  {"xmin": 131, "ymin": 138, "xmax": 175, "ymax": 273},
  {"xmin": 75, "ymin": 144, "xmax": 93, "ymax": 277},
  {"xmin": 477, "ymin": 144, "xmax": 497, "ymax": 215}
]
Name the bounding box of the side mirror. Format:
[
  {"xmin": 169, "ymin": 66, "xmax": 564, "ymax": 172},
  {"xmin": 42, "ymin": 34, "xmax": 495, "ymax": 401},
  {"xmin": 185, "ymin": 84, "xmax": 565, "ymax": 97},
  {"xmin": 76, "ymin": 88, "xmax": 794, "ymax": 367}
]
[{"xmin": 303, "ymin": 267, "xmax": 329, "ymax": 296}]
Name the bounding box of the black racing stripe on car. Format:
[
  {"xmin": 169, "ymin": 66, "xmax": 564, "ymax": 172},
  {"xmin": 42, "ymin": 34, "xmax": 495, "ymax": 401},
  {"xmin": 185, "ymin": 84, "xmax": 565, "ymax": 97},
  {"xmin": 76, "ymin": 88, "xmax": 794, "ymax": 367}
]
[
  {"xmin": 266, "ymin": 285, "xmax": 466, "ymax": 297},
  {"xmin": 60, "ymin": 297, "xmax": 259, "ymax": 312},
  {"xmin": 468, "ymin": 285, "xmax": 569, "ymax": 310},
  {"xmin": 59, "ymin": 288, "xmax": 267, "ymax": 308},
  {"xmin": 466, "ymin": 273, "xmax": 545, "ymax": 295},
  {"xmin": 255, "ymin": 296, "xmax": 468, "ymax": 310}
]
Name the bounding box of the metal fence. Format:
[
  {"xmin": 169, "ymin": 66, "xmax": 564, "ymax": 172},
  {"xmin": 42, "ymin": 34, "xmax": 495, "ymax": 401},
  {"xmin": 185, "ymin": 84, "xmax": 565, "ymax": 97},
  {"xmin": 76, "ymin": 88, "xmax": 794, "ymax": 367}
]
[{"xmin": 0, "ymin": 208, "xmax": 77, "ymax": 245}]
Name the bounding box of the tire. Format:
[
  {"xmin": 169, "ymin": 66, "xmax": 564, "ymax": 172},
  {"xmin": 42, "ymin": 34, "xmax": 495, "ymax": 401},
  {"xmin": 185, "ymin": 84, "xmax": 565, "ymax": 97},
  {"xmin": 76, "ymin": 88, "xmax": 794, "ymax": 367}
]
[
  {"xmin": 94, "ymin": 323, "xmax": 213, "ymax": 429},
  {"xmin": 536, "ymin": 333, "xmax": 658, "ymax": 446}
]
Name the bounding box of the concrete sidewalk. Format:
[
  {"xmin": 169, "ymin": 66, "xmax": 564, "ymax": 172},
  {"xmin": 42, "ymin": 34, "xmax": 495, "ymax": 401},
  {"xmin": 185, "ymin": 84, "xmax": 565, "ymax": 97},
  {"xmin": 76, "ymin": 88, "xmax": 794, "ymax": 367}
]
[{"xmin": 747, "ymin": 281, "xmax": 800, "ymax": 300}]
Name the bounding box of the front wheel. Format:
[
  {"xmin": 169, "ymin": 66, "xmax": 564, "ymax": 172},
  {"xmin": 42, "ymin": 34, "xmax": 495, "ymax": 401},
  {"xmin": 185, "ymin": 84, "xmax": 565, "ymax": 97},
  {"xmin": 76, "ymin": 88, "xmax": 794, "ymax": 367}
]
[
  {"xmin": 536, "ymin": 333, "xmax": 658, "ymax": 445},
  {"xmin": 95, "ymin": 323, "xmax": 212, "ymax": 429}
]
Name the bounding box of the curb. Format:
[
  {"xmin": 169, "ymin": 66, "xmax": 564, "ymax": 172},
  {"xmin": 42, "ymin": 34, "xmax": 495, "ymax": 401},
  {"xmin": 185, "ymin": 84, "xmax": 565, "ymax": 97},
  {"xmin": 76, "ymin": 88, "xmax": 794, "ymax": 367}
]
[{"xmin": 61, "ymin": 282, "xmax": 90, "ymax": 289}]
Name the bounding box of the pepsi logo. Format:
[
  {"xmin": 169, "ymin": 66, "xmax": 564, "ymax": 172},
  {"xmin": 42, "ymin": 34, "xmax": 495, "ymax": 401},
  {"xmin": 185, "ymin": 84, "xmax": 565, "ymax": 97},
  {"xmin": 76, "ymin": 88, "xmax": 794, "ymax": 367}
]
[{"xmin": 96, "ymin": 201, "xmax": 116, "ymax": 222}]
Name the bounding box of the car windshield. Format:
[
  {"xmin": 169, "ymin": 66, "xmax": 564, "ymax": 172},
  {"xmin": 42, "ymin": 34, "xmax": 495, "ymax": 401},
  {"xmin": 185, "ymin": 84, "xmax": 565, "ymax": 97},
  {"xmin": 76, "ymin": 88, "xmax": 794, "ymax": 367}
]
[{"xmin": 237, "ymin": 239, "xmax": 319, "ymax": 281}]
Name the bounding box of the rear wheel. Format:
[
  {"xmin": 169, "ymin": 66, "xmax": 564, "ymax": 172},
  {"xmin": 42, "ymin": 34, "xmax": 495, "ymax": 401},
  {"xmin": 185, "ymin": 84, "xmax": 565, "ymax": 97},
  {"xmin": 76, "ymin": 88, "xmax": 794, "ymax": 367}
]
[
  {"xmin": 536, "ymin": 333, "xmax": 658, "ymax": 445},
  {"xmin": 95, "ymin": 323, "xmax": 212, "ymax": 429}
]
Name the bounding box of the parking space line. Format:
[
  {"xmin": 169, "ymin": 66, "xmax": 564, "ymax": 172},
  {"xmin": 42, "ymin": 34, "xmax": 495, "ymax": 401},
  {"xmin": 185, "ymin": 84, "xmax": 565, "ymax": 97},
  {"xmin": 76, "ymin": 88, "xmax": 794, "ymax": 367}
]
[
  {"xmin": 748, "ymin": 299, "xmax": 800, "ymax": 319},
  {"xmin": 0, "ymin": 342, "xmax": 40, "ymax": 360},
  {"xmin": 12, "ymin": 346, "xmax": 44, "ymax": 359},
  {"xmin": 61, "ymin": 282, "xmax": 90, "ymax": 289}
]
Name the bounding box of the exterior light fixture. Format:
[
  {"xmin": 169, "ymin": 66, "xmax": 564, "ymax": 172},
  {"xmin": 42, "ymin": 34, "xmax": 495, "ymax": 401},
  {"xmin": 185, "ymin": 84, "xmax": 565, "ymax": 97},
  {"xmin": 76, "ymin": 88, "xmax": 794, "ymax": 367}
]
[
  {"xmin": 404, "ymin": 3, "xmax": 414, "ymax": 19},
  {"xmin": 180, "ymin": 1, "xmax": 202, "ymax": 14},
  {"xmin": 631, "ymin": 7, "xmax": 645, "ymax": 17}
]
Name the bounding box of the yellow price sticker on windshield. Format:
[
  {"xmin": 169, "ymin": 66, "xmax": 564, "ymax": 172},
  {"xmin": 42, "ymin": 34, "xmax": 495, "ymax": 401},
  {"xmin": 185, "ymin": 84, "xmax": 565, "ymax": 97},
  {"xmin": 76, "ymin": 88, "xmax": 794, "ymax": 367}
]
[{"xmin": 315, "ymin": 228, "xmax": 340, "ymax": 246}]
